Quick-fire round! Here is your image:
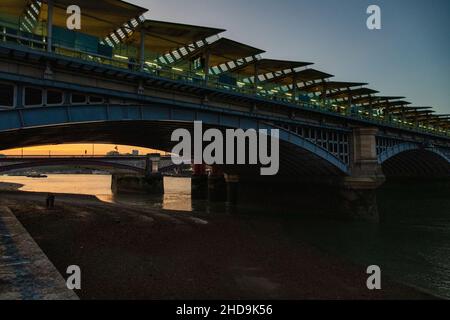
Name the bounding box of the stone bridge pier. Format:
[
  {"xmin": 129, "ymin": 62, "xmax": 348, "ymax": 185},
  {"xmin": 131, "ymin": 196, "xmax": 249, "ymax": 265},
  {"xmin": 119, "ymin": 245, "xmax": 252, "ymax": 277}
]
[
  {"xmin": 340, "ymin": 127, "xmax": 386, "ymax": 222},
  {"xmin": 200, "ymin": 127, "xmax": 388, "ymax": 223},
  {"xmin": 111, "ymin": 154, "xmax": 164, "ymax": 195}
]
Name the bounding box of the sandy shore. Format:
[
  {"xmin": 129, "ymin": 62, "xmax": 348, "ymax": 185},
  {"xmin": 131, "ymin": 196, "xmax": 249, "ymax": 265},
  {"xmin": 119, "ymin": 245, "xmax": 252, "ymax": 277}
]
[{"xmin": 0, "ymin": 190, "xmax": 435, "ymax": 300}]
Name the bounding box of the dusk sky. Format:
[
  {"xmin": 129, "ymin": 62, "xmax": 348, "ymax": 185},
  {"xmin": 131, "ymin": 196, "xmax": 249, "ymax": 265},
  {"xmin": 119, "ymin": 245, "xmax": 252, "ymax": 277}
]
[
  {"xmin": 3, "ymin": 0, "xmax": 449, "ymax": 155},
  {"xmin": 135, "ymin": 0, "xmax": 449, "ymax": 113}
]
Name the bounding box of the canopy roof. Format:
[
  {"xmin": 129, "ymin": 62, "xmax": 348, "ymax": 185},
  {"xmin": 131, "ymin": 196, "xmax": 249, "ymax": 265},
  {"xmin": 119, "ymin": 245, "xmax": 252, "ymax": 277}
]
[
  {"xmin": 426, "ymin": 115, "xmax": 450, "ymax": 123},
  {"xmin": 263, "ymin": 68, "xmax": 333, "ymax": 86},
  {"xmin": 353, "ymin": 96, "xmax": 405, "ymax": 105},
  {"xmin": 126, "ymin": 20, "xmax": 225, "ymax": 55},
  {"xmin": 227, "ymin": 59, "xmax": 312, "ymax": 77},
  {"xmin": 300, "ymin": 81, "xmax": 367, "ymax": 93},
  {"xmin": 326, "ymin": 88, "xmax": 379, "ymax": 100},
  {"xmin": 389, "ymin": 106, "xmax": 433, "ymax": 114},
  {"xmin": 404, "ymin": 111, "xmax": 436, "ymax": 119},
  {"xmin": 199, "ymin": 38, "xmax": 265, "ymax": 67},
  {"xmin": 1, "ymin": 0, "xmax": 28, "ymax": 20},
  {"xmin": 37, "ymin": 0, "xmax": 148, "ymax": 38},
  {"xmin": 372, "ymin": 100, "xmax": 412, "ymax": 108},
  {"xmin": 178, "ymin": 38, "xmax": 265, "ymax": 68},
  {"xmin": 427, "ymin": 114, "xmax": 450, "ymax": 118},
  {"xmin": 403, "ymin": 109, "xmax": 435, "ymax": 116}
]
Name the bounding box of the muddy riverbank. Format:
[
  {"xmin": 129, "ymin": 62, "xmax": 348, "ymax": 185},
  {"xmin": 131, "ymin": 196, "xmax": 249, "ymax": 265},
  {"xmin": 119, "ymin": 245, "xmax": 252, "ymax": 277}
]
[{"xmin": 0, "ymin": 190, "xmax": 434, "ymax": 300}]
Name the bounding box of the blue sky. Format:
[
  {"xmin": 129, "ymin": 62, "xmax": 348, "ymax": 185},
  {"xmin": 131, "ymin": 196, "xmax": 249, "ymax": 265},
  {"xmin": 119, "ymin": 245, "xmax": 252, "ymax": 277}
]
[{"xmin": 131, "ymin": 0, "xmax": 449, "ymax": 113}]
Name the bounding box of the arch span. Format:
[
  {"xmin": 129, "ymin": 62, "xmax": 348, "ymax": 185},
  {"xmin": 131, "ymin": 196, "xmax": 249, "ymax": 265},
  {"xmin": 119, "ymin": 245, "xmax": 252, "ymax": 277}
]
[
  {"xmin": 380, "ymin": 145, "xmax": 450, "ymax": 178},
  {"xmin": 0, "ymin": 104, "xmax": 350, "ymax": 178},
  {"xmin": 378, "ymin": 142, "xmax": 450, "ymax": 165}
]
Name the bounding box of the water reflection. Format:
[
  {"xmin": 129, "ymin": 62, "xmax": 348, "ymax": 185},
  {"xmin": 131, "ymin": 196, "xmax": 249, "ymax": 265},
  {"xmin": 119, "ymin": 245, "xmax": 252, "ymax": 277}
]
[{"xmin": 101, "ymin": 177, "xmax": 194, "ymax": 212}]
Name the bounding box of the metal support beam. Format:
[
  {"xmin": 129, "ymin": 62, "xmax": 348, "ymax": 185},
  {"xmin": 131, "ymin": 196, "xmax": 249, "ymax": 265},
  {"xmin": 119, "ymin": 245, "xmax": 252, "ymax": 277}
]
[
  {"xmin": 253, "ymin": 63, "xmax": 259, "ymax": 92},
  {"xmin": 204, "ymin": 50, "xmax": 210, "ymax": 82},
  {"xmin": 139, "ymin": 31, "xmax": 146, "ymax": 72},
  {"xmin": 47, "ymin": 0, "xmax": 53, "ymax": 53},
  {"xmin": 292, "ymin": 74, "xmax": 297, "ymax": 102}
]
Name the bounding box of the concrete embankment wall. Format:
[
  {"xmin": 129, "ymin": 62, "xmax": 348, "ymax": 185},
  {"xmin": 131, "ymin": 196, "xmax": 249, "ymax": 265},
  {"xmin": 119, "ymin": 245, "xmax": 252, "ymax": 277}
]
[{"xmin": 0, "ymin": 206, "xmax": 78, "ymax": 300}]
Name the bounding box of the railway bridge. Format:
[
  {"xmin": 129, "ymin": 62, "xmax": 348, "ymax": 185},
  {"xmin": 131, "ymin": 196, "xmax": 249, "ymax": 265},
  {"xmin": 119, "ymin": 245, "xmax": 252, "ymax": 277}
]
[{"xmin": 0, "ymin": 0, "xmax": 449, "ymax": 221}]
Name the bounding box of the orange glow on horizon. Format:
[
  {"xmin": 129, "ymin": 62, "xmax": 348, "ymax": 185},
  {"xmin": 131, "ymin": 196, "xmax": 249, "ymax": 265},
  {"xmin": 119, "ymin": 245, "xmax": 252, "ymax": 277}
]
[{"xmin": 0, "ymin": 144, "xmax": 165, "ymax": 156}]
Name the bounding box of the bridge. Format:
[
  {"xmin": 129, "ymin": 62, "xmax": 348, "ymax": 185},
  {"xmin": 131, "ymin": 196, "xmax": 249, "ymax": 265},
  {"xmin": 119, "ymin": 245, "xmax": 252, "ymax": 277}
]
[
  {"xmin": 0, "ymin": 0, "xmax": 449, "ymax": 221},
  {"xmin": 0, "ymin": 155, "xmax": 178, "ymax": 175}
]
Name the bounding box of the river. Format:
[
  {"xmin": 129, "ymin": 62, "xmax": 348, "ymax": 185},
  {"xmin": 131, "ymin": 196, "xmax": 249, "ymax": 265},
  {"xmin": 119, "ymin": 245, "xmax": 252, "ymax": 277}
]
[{"xmin": 1, "ymin": 174, "xmax": 449, "ymax": 298}]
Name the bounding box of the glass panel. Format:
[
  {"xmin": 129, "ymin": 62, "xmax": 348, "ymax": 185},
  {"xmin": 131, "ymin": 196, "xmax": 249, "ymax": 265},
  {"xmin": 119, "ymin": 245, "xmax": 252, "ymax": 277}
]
[
  {"xmin": 47, "ymin": 90, "xmax": 63, "ymax": 105},
  {"xmin": 24, "ymin": 87, "xmax": 43, "ymax": 106},
  {"xmin": 71, "ymin": 93, "xmax": 87, "ymax": 104},
  {"xmin": 0, "ymin": 84, "xmax": 15, "ymax": 107},
  {"xmin": 89, "ymin": 96, "xmax": 104, "ymax": 103}
]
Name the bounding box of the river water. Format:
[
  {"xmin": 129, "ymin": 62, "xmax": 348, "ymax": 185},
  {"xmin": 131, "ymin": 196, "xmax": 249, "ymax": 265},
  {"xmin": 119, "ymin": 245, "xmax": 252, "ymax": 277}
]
[{"xmin": 0, "ymin": 174, "xmax": 449, "ymax": 298}]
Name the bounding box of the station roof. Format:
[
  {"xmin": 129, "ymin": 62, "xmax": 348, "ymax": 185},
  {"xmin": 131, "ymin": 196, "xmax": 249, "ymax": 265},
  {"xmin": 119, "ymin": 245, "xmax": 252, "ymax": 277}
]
[
  {"xmin": 353, "ymin": 96, "xmax": 405, "ymax": 105},
  {"xmin": 389, "ymin": 106, "xmax": 433, "ymax": 114},
  {"xmin": 177, "ymin": 38, "xmax": 265, "ymax": 68},
  {"xmin": 37, "ymin": 0, "xmax": 148, "ymax": 38},
  {"xmin": 326, "ymin": 88, "xmax": 379, "ymax": 100},
  {"xmin": 299, "ymin": 81, "xmax": 367, "ymax": 93},
  {"xmin": 1, "ymin": 0, "xmax": 28, "ymax": 19},
  {"xmin": 373, "ymin": 100, "xmax": 412, "ymax": 108},
  {"xmin": 403, "ymin": 110, "xmax": 435, "ymax": 116},
  {"xmin": 126, "ymin": 20, "xmax": 225, "ymax": 55},
  {"xmin": 404, "ymin": 113, "xmax": 436, "ymax": 121},
  {"xmin": 263, "ymin": 68, "xmax": 333, "ymax": 86},
  {"xmin": 426, "ymin": 115, "xmax": 450, "ymax": 123},
  {"xmin": 228, "ymin": 59, "xmax": 313, "ymax": 77},
  {"xmin": 200, "ymin": 38, "xmax": 266, "ymax": 67}
]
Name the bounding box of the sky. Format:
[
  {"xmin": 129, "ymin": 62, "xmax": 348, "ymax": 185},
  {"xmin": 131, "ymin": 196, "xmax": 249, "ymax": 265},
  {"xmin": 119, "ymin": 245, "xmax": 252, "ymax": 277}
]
[
  {"xmin": 134, "ymin": 0, "xmax": 449, "ymax": 113},
  {"xmin": 2, "ymin": 0, "xmax": 449, "ymax": 155},
  {"xmin": 2, "ymin": 145, "xmax": 161, "ymax": 156}
]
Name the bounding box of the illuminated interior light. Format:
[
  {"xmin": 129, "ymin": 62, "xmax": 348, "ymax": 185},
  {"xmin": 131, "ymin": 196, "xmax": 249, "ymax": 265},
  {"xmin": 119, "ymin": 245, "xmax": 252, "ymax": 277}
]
[{"xmin": 114, "ymin": 54, "xmax": 128, "ymax": 60}]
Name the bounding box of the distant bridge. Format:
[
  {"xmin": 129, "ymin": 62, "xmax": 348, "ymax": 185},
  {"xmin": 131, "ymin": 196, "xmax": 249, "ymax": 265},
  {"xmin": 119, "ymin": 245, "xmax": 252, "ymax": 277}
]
[{"xmin": 0, "ymin": 155, "xmax": 180, "ymax": 175}]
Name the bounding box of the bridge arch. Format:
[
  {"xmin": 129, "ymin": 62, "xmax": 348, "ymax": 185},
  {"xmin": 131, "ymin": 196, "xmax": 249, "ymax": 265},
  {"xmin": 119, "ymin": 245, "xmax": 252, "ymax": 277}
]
[
  {"xmin": 0, "ymin": 104, "xmax": 350, "ymax": 178},
  {"xmin": 379, "ymin": 143, "xmax": 450, "ymax": 178},
  {"xmin": 378, "ymin": 142, "xmax": 450, "ymax": 164},
  {"xmin": 0, "ymin": 159, "xmax": 146, "ymax": 174}
]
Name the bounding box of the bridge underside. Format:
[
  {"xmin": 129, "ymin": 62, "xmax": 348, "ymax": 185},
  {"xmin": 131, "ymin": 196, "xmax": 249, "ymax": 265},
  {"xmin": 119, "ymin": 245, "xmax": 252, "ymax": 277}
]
[
  {"xmin": 382, "ymin": 150, "xmax": 450, "ymax": 179},
  {"xmin": 0, "ymin": 120, "xmax": 346, "ymax": 181}
]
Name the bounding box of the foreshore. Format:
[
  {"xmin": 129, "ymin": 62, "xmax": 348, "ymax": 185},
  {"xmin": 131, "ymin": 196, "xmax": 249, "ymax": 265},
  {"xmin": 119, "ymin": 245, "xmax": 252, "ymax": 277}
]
[
  {"xmin": 0, "ymin": 188, "xmax": 436, "ymax": 300},
  {"xmin": 0, "ymin": 182, "xmax": 23, "ymax": 191}
]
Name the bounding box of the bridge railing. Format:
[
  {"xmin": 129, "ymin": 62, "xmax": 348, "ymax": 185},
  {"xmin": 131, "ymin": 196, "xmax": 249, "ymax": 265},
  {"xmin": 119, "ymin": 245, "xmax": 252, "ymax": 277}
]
[{"xmin": 0, "ymin": 21, "xmax": 449, "ymax": 139}]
